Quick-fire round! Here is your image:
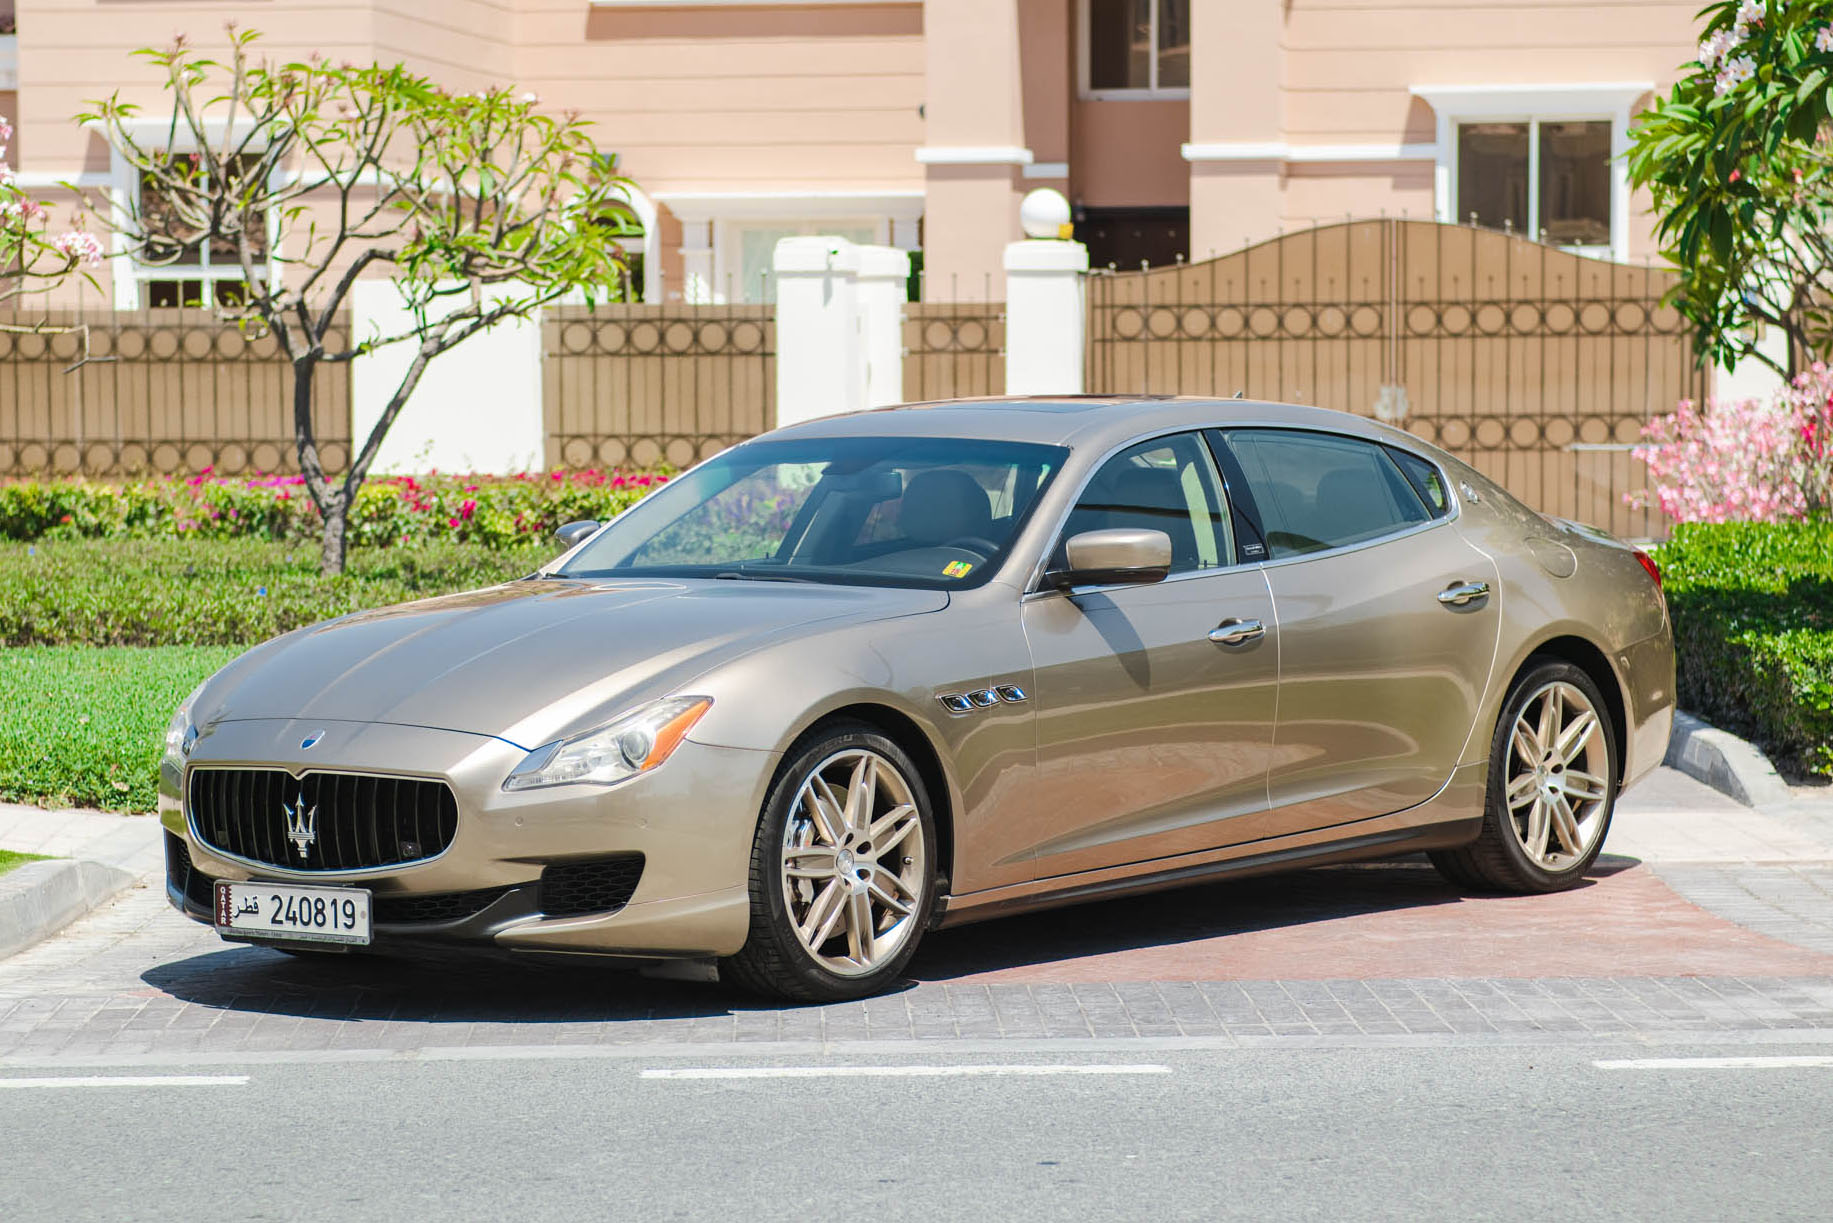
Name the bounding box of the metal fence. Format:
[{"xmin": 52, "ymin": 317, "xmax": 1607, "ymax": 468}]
[
  {"xmin": 541, "ymin": 301, "xmax": 774, "ymax": 471},
  {"xmin": 0, "ymin": 309, "xmax": 351, "ymax": 476},
  {"xmin": 1086, "ymin": 219, "xmax": 1707, "ymax": 539}
]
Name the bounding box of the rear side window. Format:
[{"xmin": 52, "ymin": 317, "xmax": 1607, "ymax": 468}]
[
  {"xmin": 1222, "ymin": 429, "xmax": 1430, "ymax": 558},
  {"xmin": 1387, "ymin": 447, "xmax": 1452, "ymax": 519}
]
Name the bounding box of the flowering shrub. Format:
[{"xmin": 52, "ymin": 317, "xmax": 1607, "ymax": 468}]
[
  {"xmin": 0, "ymin": 469, "xmax": 669, "ymax": 547},
  {"xmin": 1, "ymin": 113, "xmax": 104, "ymax": 305},
  {"xmin": 1630, "ymin": 366, "xmax": 1833, "ymax": 523}
]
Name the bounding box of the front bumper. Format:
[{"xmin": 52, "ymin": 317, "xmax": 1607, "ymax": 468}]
[{"xmin": 161, "ymin": 718, "xmax": 775, "ymax": 959}]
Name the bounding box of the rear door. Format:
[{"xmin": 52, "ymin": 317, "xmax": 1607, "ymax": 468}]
[{"xmin": 1214, "ymin": 428, "xmax": 1501, "ymax": 828}]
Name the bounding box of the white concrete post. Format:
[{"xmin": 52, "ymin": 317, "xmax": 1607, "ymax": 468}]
[
  {"xmin": 1003, "ymin": 239, "xmax": 1088, "ymax": 396},
  {"xmin": 855, "ymin": 245, "xmax": 911, "ymax": 409},
  {"xmin": 349, "ymin": 280, "xmax": 544, "ymax": 474},
  {"xmin": 773, "ymin": 236, "xmax": 864, "ymax": 428}
]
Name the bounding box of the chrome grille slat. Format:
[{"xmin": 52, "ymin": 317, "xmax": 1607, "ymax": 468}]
[{"xmin": 187, "ymin": 768, "xmax": 457, "ymax": 872}]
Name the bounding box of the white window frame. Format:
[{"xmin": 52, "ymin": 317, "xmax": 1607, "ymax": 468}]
[
  {"xmin": 103, "ymin": 116, "xmax": 280, "ymax": 311},
  {"xmin": 658, "ymin": 191, "xmax": 923, "ymax": 304},
  {"xmin": 1078, "ymin": 0, "xmax": 1191, "ymax": 101},
  {"xmin": 1411, "ymin": 83, "xmax": 1651, "ymax": 263}
]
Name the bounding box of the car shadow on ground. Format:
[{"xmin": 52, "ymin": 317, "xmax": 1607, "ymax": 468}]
[{"xmin": 140, "ymin": 854, "xmax": 1640, "ymax": 1024}]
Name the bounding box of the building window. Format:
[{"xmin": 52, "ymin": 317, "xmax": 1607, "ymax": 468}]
[
  {"xmin": 133, "ymin": 152, "xmax": 268, "ymax": 309},
  {"xmin": 1084, "ymin": 0, "xmax": 1189, "ymax": 97},
  {"xmin": 1076, "ymin": 206, "xmax": 1188, "ymax": 271},
  {"xmin": 1455, "ymin": 119, "xmax": 1611, "ymax": 249}
]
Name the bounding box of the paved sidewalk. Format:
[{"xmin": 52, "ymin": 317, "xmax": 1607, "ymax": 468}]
[
  {"xmin": 0, "ymin": 804, "xmax": 163, "ymax": 876},
  {"xmin": 5, "ymin": 769, "xmax": 1833, "ymax": 1062}
]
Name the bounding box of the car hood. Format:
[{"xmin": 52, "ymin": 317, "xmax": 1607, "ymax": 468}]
[{"xmin": 201, "ymin": 578, "xmax": 949, "ymax": 748}]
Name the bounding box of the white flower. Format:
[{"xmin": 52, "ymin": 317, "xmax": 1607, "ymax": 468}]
[
  {"xmin": 1716, "ymin": 53, "xmax": 1757, "ymax": 95},
  {"xmin": 1699, "ymin": 28, "xmax": 1735, "ymax": 67},
  {"xmin": 52, "ymin": 230, "xmax": 106, "ymax": 267},
  {"xmin": 520, "ymin": 91, "xmax": 539, "ymax": 105},
  {"xmin": 1735, "ymin": 0, "xmax": 1764, "ymax": 33},
  {"xmin": 1817, "ymin": 25, "xmax": 1833, "ymax": 53}
]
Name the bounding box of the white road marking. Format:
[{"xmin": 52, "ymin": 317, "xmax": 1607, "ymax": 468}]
[
  {"xmin": 1594, "ymin": 1056, "xmax": 1833, "ymax": 1070},
  {"xmin": 640, "ymin": 1064, "xmax": 1172, "ymax": 1080},
  {"xmin": 0, "ymin": 1074, "xmax": 249, "ymax": 1089}
]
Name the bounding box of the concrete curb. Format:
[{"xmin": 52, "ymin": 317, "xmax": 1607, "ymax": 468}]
[
  {"xmin": 0, "ymin": 858, "xmax": 137, "ymax": 960},
  {"xmin": 1664, "ymin": 711, "xmax": 1796, "ymax": 809}
]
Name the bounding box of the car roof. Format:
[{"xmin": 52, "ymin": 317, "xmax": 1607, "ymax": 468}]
[{"xmin": 764, "ymin": 395, "xmax": 1421, "ymax": 454}]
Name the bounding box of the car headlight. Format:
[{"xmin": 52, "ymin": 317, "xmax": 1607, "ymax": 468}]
[
  {"xmin": 161, "ymin": 679, "xmax": 208, "ymax": 773},
  {"xmin": 502, "ymin": 697, "xmax": 712, "ymax": 792}
]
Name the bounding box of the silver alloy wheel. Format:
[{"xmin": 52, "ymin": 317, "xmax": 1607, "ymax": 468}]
[
  {"xmin": 779, "ymin": 748, "xmax": 927, "ymax": 978},
  {"xmin": 1505, "ymin": 680, "xmax": 1611, "ymax": 870}
]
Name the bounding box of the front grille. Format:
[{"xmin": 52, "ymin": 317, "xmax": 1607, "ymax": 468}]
[
  {"xmin": 188, "ymin": 768, "xmax": 458, "ymax": 872},
  {"xmin": 373, "ymin": 886, "xmax": 514, "ymax": 926},
  {"xmin": 540, "ymin": 855, "xmax": 645, "ymax": 918}
]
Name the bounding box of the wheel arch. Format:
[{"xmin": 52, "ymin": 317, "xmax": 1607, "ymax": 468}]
[
  {"xmin": 1510, "ymin": 633, "xmax": 1628, "ymax": 777},
  {"xmin": 784, "ymin": 702, "xmax": 958, "ymax": 896}
]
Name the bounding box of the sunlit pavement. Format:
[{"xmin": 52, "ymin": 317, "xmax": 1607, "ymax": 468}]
[{"xmin": 2, "ymin": 768, "xmax": 1831, "ymax": 1058}]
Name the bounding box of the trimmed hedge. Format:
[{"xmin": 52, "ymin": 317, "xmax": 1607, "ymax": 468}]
[
  {"xmin": 0, "ymin": 538, "xmax": 555, "ymax": 647},
  {"xmin": 0, "ymin": 468, "xmax": 666, "ymax": 548},
  {"xmin": 1657, "ymin": 520, "xmax": 1833, "ymax": 778}
]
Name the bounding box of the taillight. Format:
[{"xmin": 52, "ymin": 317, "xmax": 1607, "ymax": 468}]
[{"xmin": 1633, "ymin": 548, "xmax": 1662, "ymax": 592}]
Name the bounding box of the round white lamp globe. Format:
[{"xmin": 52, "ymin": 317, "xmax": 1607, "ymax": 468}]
[{"xmin": 1019, "ymin": 188, "xmax": 1072, "ymax": 240}]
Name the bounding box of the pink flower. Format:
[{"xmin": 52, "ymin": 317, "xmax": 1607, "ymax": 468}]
[
  {"xmin": 52, "ymin": 230, "xmax": 106, "ymax": 267},
  {"xmin": 459, "ymin": 498, "xmax": 477, "ymax": 519}
]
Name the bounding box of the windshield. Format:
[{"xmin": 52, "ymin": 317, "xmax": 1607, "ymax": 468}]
[{"xmin": 558, "ymin": 436, "xmax": 1068, "ymax": 589}]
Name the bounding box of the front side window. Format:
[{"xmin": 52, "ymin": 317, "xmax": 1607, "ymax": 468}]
[
  {"xmin": 561, "ymin": 436, "xmax": 1066, "ymax": 589},
  {"xmin": 1223, "ymin": 429, "xmax": 1430, "ymax": 559},
  {"xmin": 1057, "ymin": 431, "xmax": 1233, "ymax": 576},
  {"xmin": 1455, "ymin": 119, "xmax": 1611, "ymax": 250},
  {"xmin": 1086, "ymin": 0, "xmax": 1189, "ymax": 95}
]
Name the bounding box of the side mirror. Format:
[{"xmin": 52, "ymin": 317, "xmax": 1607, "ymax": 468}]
[
  {"xmin": 1049, "ymin": 528, "xmax": 1172, "ymax": 588},
  {"xmin": 553, "ymin": 520, "xmax": 601, "ymax": 550}
]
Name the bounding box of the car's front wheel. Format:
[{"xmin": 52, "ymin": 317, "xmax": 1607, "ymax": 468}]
[
  {"xmin": 1429, "ymin": 659, "xmax": 1619, "ymax": 893},
  {"xmin": 724, "ymin": 723, "xmax": 938, "ymax": 1002}
]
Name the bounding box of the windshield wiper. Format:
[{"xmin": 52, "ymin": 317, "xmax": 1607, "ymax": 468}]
[{"xmin": 712, "ymin": 570, "xmax": 814, "ymax": 584}]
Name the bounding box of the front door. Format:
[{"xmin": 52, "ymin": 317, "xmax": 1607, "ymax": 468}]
[
  {"xmin": 1017, "ymin": 431, "xmax": 1279, "ymax": 879},
  {"xmin": 1218, "ymin": 428, "xmax": 1501, "ymax": 828}
]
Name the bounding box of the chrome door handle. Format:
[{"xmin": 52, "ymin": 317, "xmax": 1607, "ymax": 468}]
[
  {"xmin": 1208, "ymin": 618, "xmax": 1266, "ymax": 646},
  {"xmin": 1437, "ymin": 580, "xmax": 1491, "ymax": 606}
]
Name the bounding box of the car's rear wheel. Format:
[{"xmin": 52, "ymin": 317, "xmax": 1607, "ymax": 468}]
[
  {"xmin": 1429, "ymin": 659, "xmax": 1618, "ymax": 893},
  {"xmin": 723, "ymin": 723, "xmax": 938, "ymax": 1002}
]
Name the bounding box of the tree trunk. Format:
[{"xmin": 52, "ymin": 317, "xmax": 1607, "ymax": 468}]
[{"xmin": 319, "ymin": 494, "xmax": 349, "ymax": 576}]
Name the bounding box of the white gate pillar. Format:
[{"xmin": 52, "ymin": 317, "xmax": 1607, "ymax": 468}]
[
  {"xmin": 773, "ymin": 236, "xmax": 864, "ymax": 427},
  {"xmin": 855, "ymin": 245, "xmax": 911, "ymax": 408},
  {"xmin": 1003, "ymin": 238, "xmax": 1088, "ymax": 396}
]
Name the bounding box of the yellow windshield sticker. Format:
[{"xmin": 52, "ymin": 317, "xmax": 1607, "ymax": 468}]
[{"xmin": 943, "ymin": 560, "xmax": 975, "ymax": 578}]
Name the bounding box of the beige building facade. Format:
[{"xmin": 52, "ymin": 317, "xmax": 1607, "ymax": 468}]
[{"xmin": 3, "ymin": 0, "xmax": 1704, "ymax": 306}]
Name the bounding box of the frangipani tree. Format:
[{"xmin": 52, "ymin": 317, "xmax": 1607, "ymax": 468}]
[
  {"xmin": 83, "ymin": 28, "xmax": 641, "ymax": 572},
  {"xmin": 1, "ymin": 112, "xmax": 104, "ymax": 306},
  {"xmin": 1628, "ymin": 0, "xmax": 1833, "ymax": 375}
]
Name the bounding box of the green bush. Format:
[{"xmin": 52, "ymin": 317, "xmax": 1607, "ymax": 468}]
[
  {"xmin": 1656, "ymin": 520, "xmax": 1833, "ymax": 778},
  {"xmin": 0, "ymin": 538, "xmax": 555, "ymax": 647},
  {"xmin": 0, "ymin": 469, "xmax": 665, "ymax": 547}
]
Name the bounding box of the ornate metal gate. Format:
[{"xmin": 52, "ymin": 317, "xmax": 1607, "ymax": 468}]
[{"xmin": 1085, "ymin": 220, "xmax": 1706, "ymax": 539}]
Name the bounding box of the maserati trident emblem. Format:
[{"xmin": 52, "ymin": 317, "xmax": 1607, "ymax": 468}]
[
  {"xmin": 300, "ymin": 729, "xmax": 325, "ymax": 750},
  {"xmin": 282, "ymin": 797, "xmax": 318, "ymax": 861}
]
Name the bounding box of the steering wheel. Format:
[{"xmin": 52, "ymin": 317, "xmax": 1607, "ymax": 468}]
[{"xmin": 942, "ymin": 536, "xmax": 1000, "ymax": 557}]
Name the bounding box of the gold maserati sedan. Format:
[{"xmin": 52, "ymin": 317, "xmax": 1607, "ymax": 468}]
[{"xmin": 160, "ymin": 397, "xmax": 1674, "ymax": 1000}]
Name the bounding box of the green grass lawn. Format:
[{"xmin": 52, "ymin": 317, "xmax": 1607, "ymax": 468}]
[
  {"xmin": 0, "ymin": 645, "xmax": 243, "ymax": 812},
  {"xmin": 0, "ymin": 849, "xmax": 52, "ymax": 876}
]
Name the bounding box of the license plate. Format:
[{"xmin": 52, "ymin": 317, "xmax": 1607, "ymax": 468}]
[{"xmin": 215, "ymin": 881, "xmax": 372, "ymax": 946}]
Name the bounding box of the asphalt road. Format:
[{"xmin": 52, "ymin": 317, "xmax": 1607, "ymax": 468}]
[{"xmin": 4, "ymin": 1043, "xmax": 1832, "ymax": 1221}]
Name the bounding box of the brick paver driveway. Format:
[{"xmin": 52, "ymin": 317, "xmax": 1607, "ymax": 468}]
[{"xmin": 4, "ymin": 769, "xmax": 1833, "ymax": 1060}]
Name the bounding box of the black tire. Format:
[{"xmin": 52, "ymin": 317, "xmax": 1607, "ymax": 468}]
[
  {"xmin": 1429, "ymin": 659, "xmax": 1619, "ymax": 894},
  {"xmin": 723, "ymin": 722, "xmax": 939, "ymax": 1003}
]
